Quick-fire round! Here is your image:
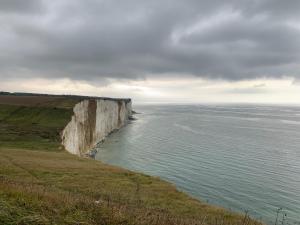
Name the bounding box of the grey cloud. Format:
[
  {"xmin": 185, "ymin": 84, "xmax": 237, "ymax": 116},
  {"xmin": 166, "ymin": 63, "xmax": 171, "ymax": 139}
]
[
  {"xmin": 253, "ymin": 83, "xmax": 266, "ymax": 88},
  {"xmin": 0, "ymin": 0, "xmax": 44, "ymax": 14},
  {"xmin": 0, "ymin": 0, "xmax": 300, "ymax": 84},
  {"xmin": 222, "ymin": 82, "xmax": 268, "ymax": 94},
  {"xmin": 224, "ymin": 89, "xmax": 267, "ymax": 94}
]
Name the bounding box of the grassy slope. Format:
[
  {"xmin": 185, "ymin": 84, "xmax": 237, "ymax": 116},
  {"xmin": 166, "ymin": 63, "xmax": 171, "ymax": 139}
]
[
  {"xmin": 0, "ymin": 104, "xmax": 74, "ymax": 151},
  {"xmin": 0, "ymin": 98, "xmax": 262, "ymax": 225}
]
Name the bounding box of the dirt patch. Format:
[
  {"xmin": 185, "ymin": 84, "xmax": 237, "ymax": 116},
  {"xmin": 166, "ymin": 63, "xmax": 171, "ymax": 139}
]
[
  {"xmin": 0, "ymin": 95, "xmax": 62, "ymax": 106},
  {"xmin": 117, "ymin": 101, "xmax": 123, "ymax": 127},
  {"xmin": 85, "ymin": 99, "xmax": 97, "ymax": 149}
]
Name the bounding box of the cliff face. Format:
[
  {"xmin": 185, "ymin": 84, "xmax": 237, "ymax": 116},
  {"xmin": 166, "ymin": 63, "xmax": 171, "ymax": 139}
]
[{"xmin": 62, "ymin": 98, "xmax": 132, "ymax": 156}]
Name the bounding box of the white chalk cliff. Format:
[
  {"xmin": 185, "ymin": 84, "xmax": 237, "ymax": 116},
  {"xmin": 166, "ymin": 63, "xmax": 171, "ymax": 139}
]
[{"xmin": 61, "ymin": 98, "xmax": 132, "ymax": 156}]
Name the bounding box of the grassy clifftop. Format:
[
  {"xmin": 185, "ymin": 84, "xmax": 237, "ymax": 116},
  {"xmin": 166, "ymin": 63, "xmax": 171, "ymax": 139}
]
[
  {"xmin": 0, "ymin": 95, "xmax": 262, "ymax": 225},
  {"xmin": 0, "ymin": 97, "xmax": 75, "ymax": 151}
]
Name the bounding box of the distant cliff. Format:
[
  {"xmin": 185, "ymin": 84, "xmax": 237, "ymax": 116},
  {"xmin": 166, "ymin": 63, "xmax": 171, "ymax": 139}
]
[{"xmin": 61, "ymin": 98, "xmax": 132, "ymax": 156}]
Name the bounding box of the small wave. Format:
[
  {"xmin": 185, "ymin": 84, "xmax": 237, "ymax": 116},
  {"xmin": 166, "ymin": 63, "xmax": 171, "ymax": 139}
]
[
  {"xmin": 280, "ymin": 120, "xmax": 300, "ymax": 125},
  {"xmin": 243, "ymin": 117, "xmax": 261, "ymax": 121},
  {"xmin": 173, "ymin": 123, "xmax": 201, "ymax": 134}
]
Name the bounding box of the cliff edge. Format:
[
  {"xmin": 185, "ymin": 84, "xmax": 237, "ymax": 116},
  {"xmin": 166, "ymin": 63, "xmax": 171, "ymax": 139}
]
[
  {"xmin": 0, "ymin": 93, "xmax": 263, "ymax": 225},
  {"xmin": 61, "ymin": 98, "xmax": 132, "ymax": 156}
]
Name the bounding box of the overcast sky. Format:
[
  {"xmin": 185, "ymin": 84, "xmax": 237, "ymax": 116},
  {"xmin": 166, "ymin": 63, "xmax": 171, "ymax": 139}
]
[{"xmin": 1, "ymin": 0, "xmax": 300, "ymax": 104}]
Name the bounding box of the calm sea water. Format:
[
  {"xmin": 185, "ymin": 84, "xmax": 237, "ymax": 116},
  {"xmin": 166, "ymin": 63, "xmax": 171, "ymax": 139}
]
[{"xmin": 95, "ymin": 104, "xmax": 300, "ymax": 224}]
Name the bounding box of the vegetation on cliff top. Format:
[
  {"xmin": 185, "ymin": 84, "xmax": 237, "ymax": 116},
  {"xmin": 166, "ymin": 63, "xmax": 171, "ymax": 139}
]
[{"xmin": 0, "ymin": 95, "xmax": 262, "ymax": 225}]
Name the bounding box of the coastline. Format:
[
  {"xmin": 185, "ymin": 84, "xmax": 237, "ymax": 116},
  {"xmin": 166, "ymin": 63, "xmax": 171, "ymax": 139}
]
[
  {"xmin": 0, "ymin": 94, "xmax": 263, "ymax": 225},
  {"xmin": 93, "ymin": 104, "xmax": 299, "ymax": 224}
]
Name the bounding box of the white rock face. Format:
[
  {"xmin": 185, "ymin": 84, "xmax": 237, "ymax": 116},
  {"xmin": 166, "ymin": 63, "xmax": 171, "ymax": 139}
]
[{"xmin": 62, "ymin": 99, "xmax": 132, "ymax": 156}]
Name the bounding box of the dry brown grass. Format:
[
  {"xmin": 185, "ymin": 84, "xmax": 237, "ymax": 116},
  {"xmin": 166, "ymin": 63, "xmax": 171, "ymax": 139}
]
[
  {"xmin": 0, "ymin": 95, "xmax": 79, "ymax": 109},
  {"xmin": 0, "ymin": 147, "xmax": 263, "ymax": 225}
]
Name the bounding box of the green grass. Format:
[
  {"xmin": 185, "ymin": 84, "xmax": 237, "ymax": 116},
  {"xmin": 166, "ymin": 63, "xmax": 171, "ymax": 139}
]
[
  {"xmin": 0, "ymin": 104, "xmax": 73, "ymax": 151},
  {"xmin": 0, "ymin": 103, "xmax": 263, "ymax": 225}
]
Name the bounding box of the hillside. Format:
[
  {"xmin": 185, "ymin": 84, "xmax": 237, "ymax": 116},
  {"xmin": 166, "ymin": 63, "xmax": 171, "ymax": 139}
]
[{"xmin": 0, "ymin": 94, "xmax": 262, "ymax": 225}]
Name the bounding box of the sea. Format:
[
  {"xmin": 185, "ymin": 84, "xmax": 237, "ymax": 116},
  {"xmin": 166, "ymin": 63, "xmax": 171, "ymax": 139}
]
[{"xmin": 95, "ymin": 104, "xmax": 300, "ymax": 224}]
